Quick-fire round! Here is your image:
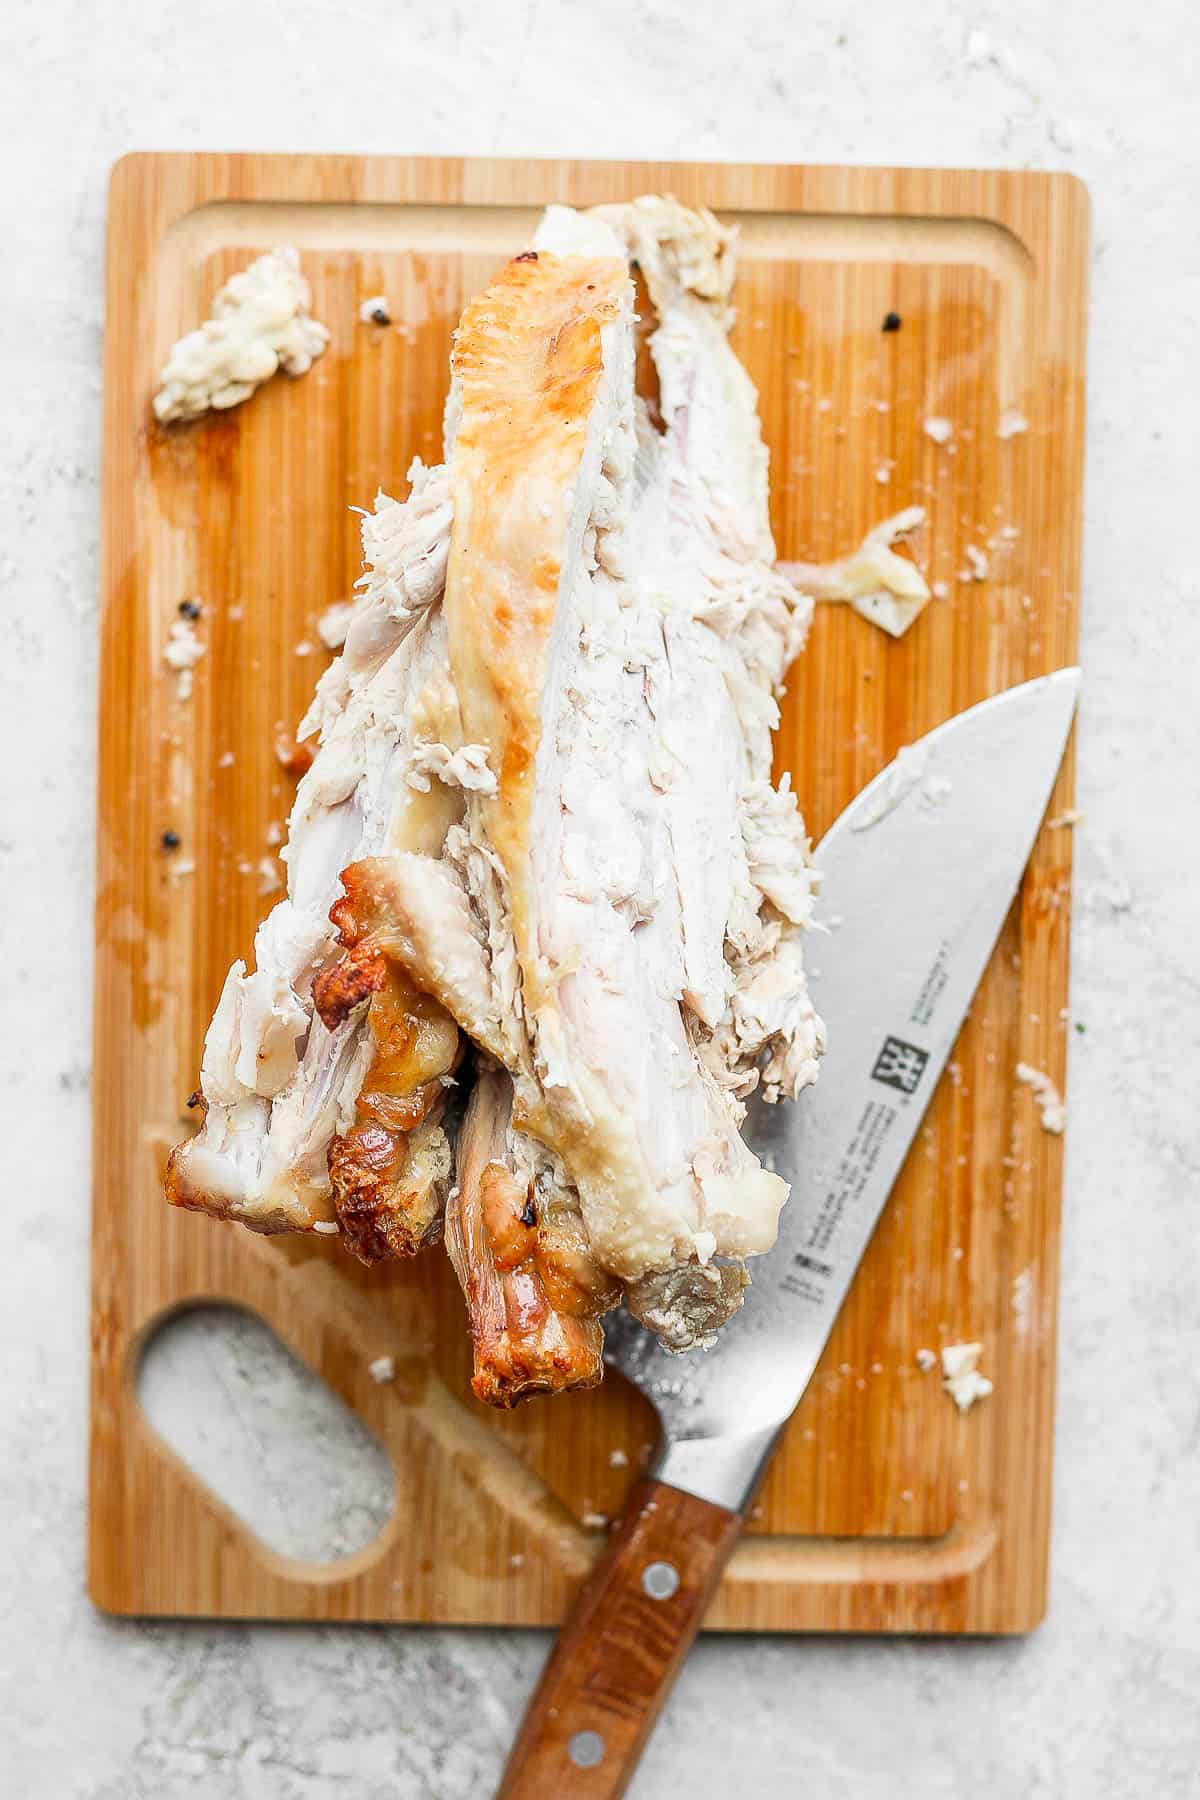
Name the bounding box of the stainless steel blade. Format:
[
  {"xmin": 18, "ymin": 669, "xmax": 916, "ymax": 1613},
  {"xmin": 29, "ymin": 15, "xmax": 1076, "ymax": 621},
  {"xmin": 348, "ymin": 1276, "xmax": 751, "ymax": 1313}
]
[{"xmin": 605, "ymin": 669, "xmax": 1080, "ymax": 1509}]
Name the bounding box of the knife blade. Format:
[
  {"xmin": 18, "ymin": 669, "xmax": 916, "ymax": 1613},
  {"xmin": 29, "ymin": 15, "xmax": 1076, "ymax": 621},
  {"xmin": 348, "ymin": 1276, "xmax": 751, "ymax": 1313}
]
[{"xmin": 497, "ymin": 669, "xmax": 1080, "ymax": 1800}]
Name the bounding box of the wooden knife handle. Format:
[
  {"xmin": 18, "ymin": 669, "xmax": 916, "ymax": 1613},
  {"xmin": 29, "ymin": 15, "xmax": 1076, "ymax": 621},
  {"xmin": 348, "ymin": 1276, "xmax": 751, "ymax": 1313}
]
[{"xmin": 496, "ymin": 1476, "xmax": 742, "ymax": 1800}]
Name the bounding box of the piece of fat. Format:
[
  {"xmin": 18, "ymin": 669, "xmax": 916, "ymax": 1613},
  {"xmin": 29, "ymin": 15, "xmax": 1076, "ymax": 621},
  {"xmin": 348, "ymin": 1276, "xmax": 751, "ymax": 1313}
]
[
  {"xmin": 153, "ymin": 248, "xmax": 329, "ymax": 424},
  {"xmin": 779, "ymin": 507, "xmax": 931, "ymax": 638}
]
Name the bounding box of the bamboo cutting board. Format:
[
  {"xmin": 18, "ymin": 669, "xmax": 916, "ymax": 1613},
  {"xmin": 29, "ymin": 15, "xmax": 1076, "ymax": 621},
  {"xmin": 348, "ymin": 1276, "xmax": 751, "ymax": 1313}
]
[{"xmin": 91, "ymin": 154, "xmax": 1088, "ymax": 1633}]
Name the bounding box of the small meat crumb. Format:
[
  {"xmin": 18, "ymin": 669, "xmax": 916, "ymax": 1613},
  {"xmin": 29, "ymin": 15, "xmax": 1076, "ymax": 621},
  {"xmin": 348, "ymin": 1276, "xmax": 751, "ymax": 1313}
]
[
  {"xmin": 164, "ymin": 619, "xmax": 205, "ymax": 699},
  {"xmin": 359, "ymin": 296, "xmax": 392, "ymax": 326},
  {"xmin": 915, "ymin": 1347, "xmax": 938, "ymax": 1372},
  {"xmin": 997, "ymin": 408, "xmax": 1029, "ymax": 439},
  {"xmin": 941, "ymin": 1342, "xmax": 993, "ymax": 1411},
  {"xmin": 851, "ymin": 740, "xmax": 930, "ymax": 832},
  {"xmin": 1012, "ymin": 1268, "xmax": 1034, "ymax": 1337},
  {"xmin": 1015, "ymin": 1062, "xmax": 1066, "ymax": 1134},
  {"xmin": 368, "ymin": 1355, "xmax": 396, "ymax": 1384},
  {"xmin": 923, "ymin": 415, "xmax": 954, "ymax": 445}
]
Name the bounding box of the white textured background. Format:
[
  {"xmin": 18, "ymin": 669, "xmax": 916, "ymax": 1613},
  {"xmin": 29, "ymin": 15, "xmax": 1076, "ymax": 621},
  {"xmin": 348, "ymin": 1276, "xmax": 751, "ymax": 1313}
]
[{"xmin": 2, "ymin": 1, "xmax": 1198, "ymax": 1795}]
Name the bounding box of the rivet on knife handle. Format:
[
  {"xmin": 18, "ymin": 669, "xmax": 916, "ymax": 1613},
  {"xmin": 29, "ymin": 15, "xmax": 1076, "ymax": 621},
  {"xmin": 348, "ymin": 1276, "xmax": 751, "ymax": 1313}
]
[{"xmin": 496, "ymin": 1476, "xmax": 742, "ymax": 1800}]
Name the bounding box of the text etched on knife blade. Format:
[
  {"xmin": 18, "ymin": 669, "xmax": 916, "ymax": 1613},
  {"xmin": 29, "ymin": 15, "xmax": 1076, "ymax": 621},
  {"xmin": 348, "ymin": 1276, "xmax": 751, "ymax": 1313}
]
[
  {"xmin": 909, "ymin": 937, "xmax": 951, "ymax": 1029},
  {"xmin": 782, "ymin": 1098, "xmax": 898, "ymax": 1304}
]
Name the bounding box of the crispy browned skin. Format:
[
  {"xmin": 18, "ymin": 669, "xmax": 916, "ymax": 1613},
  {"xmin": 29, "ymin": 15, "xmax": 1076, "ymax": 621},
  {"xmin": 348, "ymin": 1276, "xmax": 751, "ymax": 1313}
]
[
  {"xmin": 164, "ymin": 1095, "xmax": 205, "ymax": 1211},
  {"xmin": 315, "ymin": 862, "xmax": 461, "ymax": 1263},
  {"xmin": 312, "ymin": 925, "xmax": 387, "ymax": 1027},
  {"xmin": 448, "ymin": 1067, "xmax": 612, "ymax": 1407}
]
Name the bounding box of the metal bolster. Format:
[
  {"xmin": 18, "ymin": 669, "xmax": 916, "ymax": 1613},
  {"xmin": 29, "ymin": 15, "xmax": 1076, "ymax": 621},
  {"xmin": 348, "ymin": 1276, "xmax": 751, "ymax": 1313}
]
[{"xmin": 650, "ymin": 1423, "xmax": 782, "ymax": 1514}]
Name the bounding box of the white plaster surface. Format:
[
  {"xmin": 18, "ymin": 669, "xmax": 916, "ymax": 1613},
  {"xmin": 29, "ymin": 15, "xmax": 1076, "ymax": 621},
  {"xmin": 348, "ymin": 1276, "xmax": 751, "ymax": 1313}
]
[{"xmin": 2, "ymin": 1, "xmax": 1198, "ymax": 1794}]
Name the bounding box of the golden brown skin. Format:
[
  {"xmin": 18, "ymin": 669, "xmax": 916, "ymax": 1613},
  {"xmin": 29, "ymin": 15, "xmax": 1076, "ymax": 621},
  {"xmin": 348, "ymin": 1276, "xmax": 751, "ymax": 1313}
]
[
  {"xmin": 448, "ymin": 1067, "xmax": 614, "ymax": 1408},
  {"xmin": 312, "ymin": 929, "xmax": 386, "ymax": 1027},
  {"xmin": 444, "ymin": 247, "xmax": 682, "ymax": 1259},
  {"xmin": 534, "ymin": 1209, "xmax": 620, "ymax": 1321},
  {"xmin": 444, "ymin": 249, "xmax": 631, "ymax": 1013},
  {"xmin": 315, "ymin": 862, "xmax": 462, "ymax": 1263},
  {"xmin": 164, "ymin": 1095, "xmax": 206, "ymax": 1212}
]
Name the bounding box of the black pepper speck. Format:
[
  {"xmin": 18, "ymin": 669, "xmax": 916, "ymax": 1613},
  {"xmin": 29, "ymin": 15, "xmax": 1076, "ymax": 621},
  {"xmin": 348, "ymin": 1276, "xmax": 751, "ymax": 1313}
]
[
  {"xmin": 882, "ymin": 312, "xmax": 902, "ymax": 333},
  {"xmin": 161, "ymin": 829, "xmax": 181, "ymax": 850},
  {"xmin": 178, "ymin": 598, "xmax": 202, "ymax": 619}
]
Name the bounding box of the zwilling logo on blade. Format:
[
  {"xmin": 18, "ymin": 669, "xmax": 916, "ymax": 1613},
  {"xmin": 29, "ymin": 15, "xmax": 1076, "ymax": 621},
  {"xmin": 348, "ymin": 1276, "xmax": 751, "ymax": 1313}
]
[{"xmin": 871, "ymin": 1036, "xmax": 929, "ymax": 1095}]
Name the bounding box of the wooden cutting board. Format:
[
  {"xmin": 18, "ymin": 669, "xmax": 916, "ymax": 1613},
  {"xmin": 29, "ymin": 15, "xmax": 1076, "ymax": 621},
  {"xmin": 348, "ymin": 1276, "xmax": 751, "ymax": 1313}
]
[{"xmin": 90, "ymin": 154, "xmax": 1088, "ymax": 1633}]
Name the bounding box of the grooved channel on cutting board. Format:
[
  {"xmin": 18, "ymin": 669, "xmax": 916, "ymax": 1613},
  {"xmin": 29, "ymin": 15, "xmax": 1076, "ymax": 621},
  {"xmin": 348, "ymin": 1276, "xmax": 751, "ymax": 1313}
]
[{"xmin": 91, "ymin": 154, "xmax": 1088, "ymax": 1632}]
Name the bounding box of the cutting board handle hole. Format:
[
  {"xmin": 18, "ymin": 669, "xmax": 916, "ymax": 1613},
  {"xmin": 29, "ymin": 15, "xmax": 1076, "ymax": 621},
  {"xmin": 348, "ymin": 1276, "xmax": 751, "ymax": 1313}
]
[{"xmin": 136, "ymin": 1303, "xmax": 395, "ymax": 1564}]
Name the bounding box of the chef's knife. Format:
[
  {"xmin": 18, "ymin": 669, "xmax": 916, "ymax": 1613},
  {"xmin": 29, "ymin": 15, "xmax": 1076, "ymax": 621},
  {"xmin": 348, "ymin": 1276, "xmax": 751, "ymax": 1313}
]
[{"xmin": 497, "ymin": 669, "xmax": 1080, "ymax": 1800}]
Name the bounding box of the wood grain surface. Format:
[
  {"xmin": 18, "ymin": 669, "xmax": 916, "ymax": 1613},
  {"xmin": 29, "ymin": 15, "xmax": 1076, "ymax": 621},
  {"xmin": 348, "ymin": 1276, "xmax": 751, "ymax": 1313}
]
[{"xmin": 90, "ymin": 153, "xmax": 1089, "ymax": 1632}]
